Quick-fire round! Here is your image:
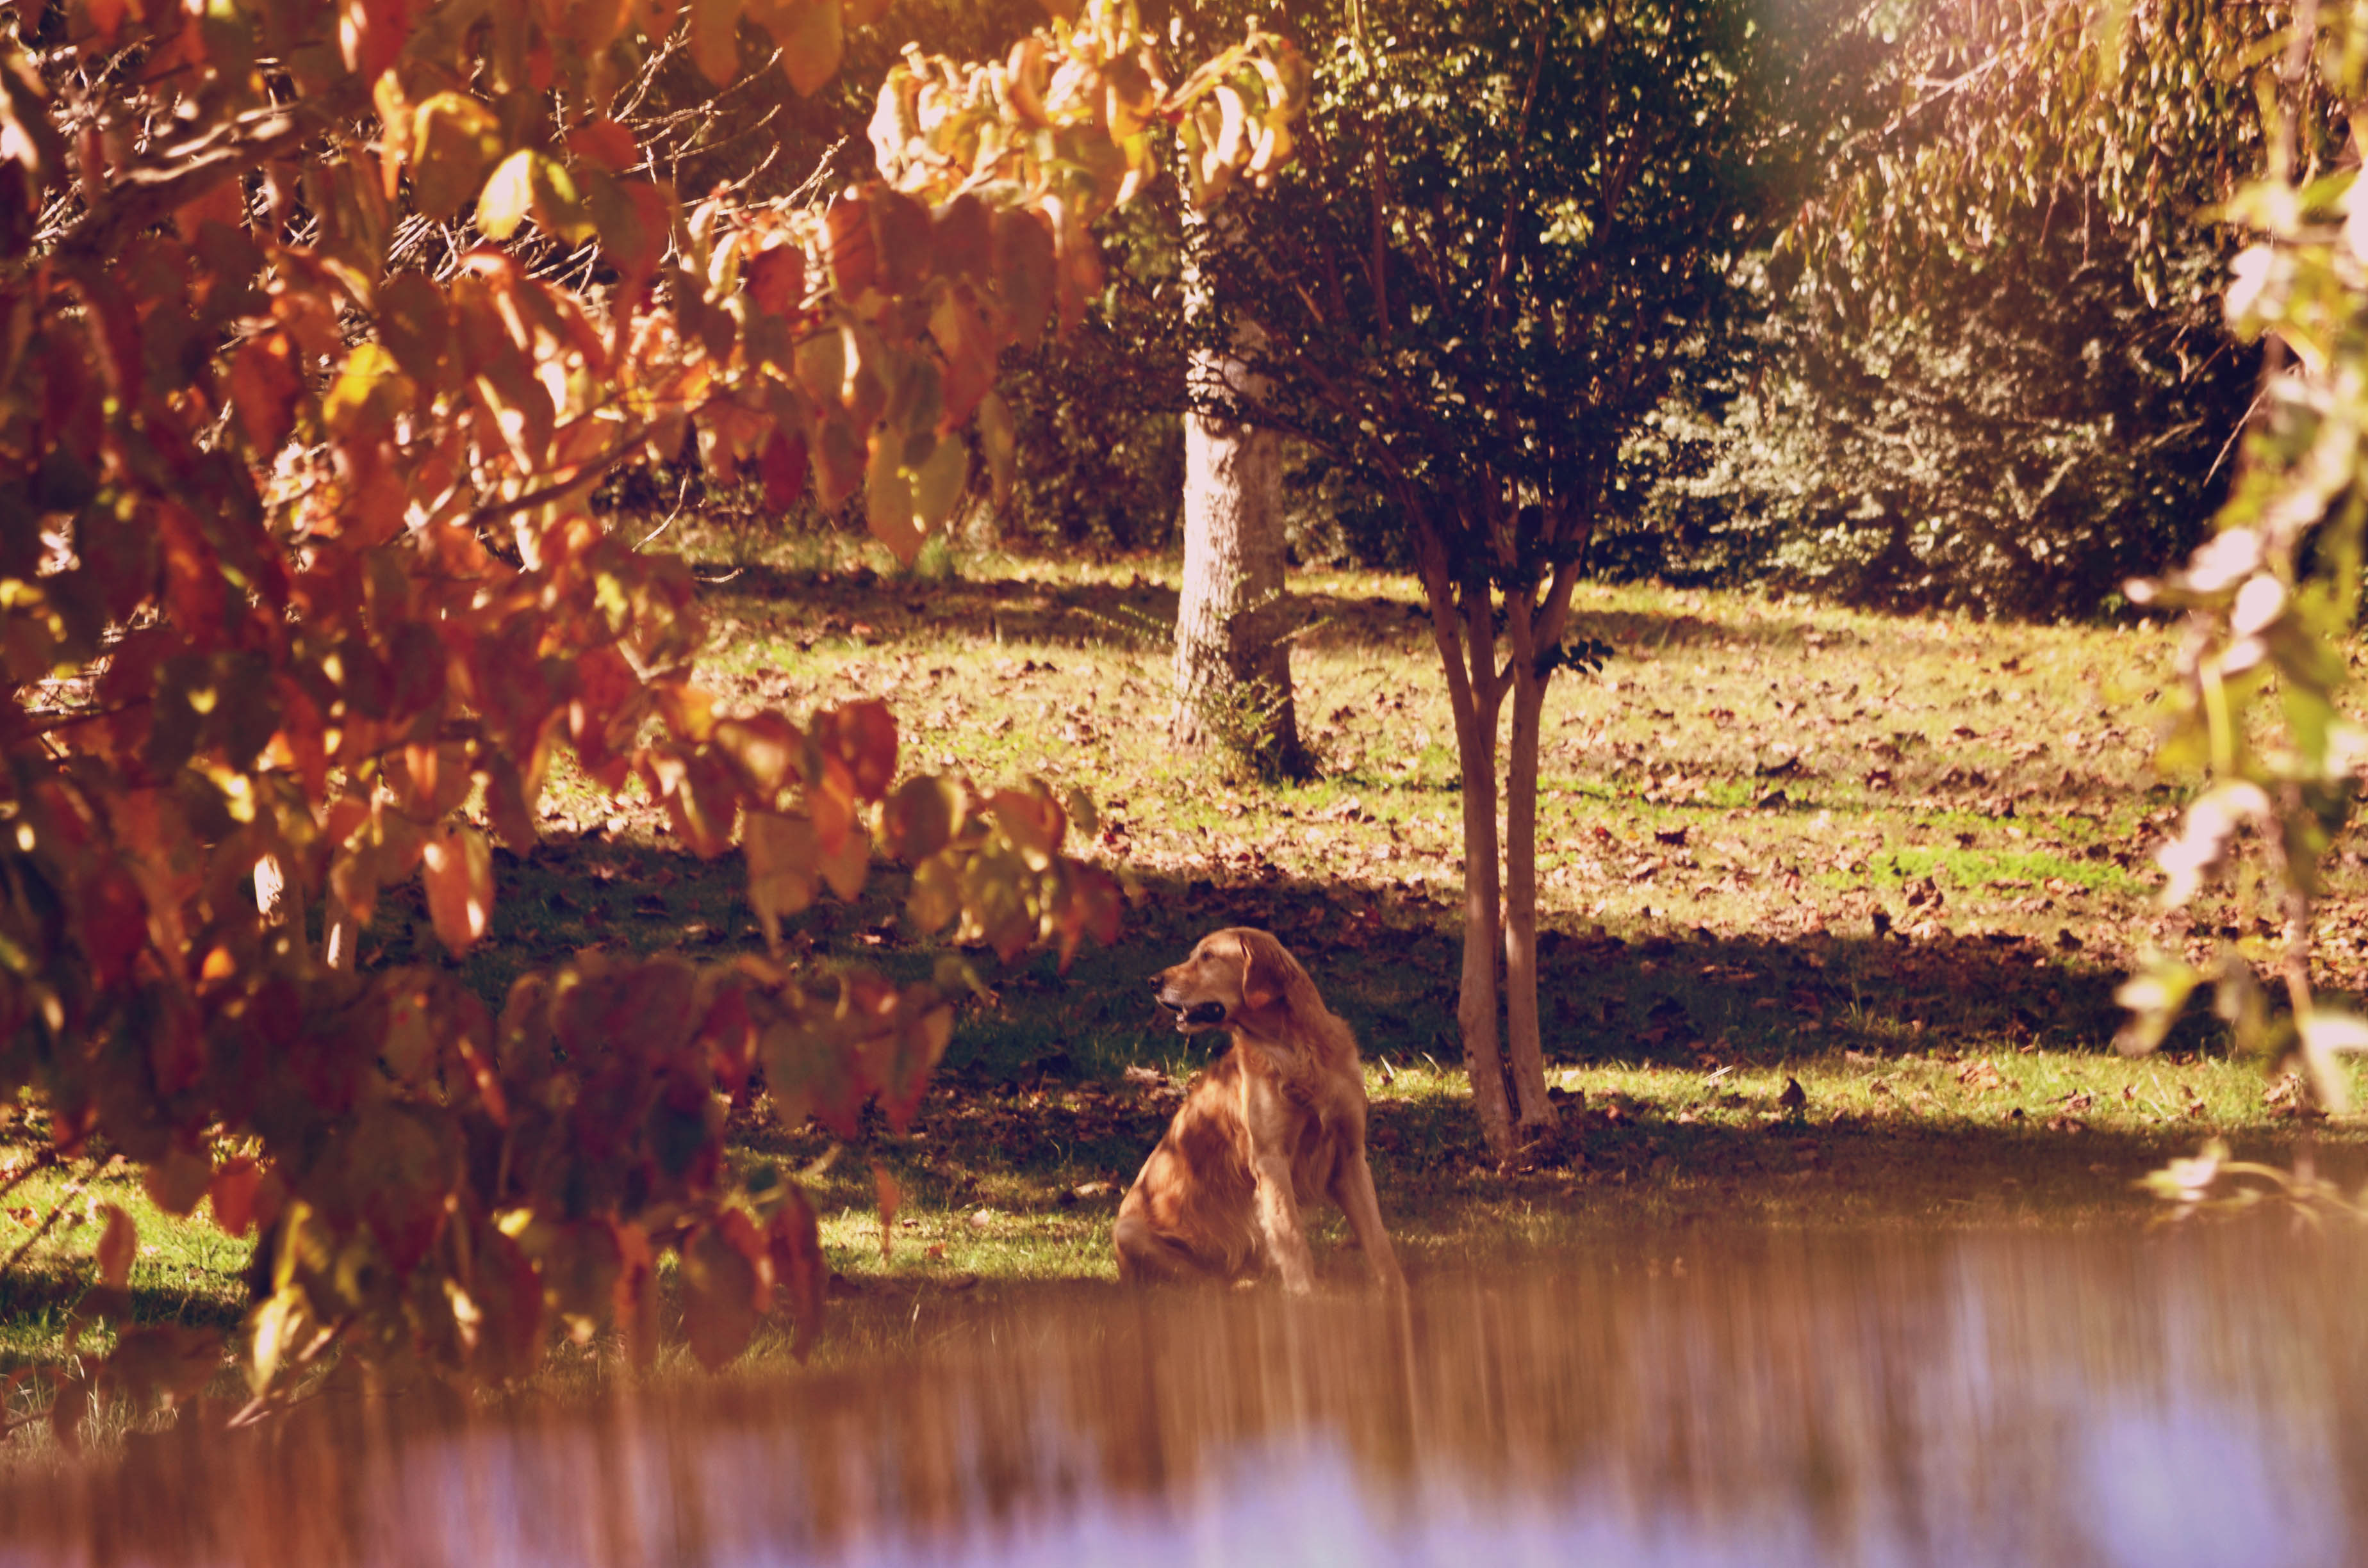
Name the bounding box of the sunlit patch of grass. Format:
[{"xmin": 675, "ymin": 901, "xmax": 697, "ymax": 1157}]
[{"xmin": 1853, "ymin": 845, "xmax": 2142, "ymax": 896}]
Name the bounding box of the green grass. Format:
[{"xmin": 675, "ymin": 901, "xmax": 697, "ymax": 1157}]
[{"xmin": 11, "ymin": 548, "xmax": 2368, "ymax": 1407}]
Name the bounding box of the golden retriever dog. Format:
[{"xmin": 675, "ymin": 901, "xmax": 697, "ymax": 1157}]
[{"xmin": 1114, "ymin": 928, "xmax": 1402, "ymax": 1293}]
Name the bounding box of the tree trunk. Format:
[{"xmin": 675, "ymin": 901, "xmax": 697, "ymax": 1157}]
[
  {"xmin": 1502, "ymin": 606, "xmax": 1558, "ymax": 1134},
  {"xmin": 1172, "ymin": 404, "xmax": 1304, "ymax": 772},
  {"xmin": 1172, "ymin": 198, "xmax": 1305, "ymax": 778},
  {"xmin": 1417, "ymin": 527, "xmax": 1516, "ymax": 1157}
]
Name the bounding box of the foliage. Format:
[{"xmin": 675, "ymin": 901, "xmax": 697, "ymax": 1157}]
[
  {"xmin": 1599, "ymin": 216, "xmax": 2260, "ymax": 619},
  {"xmin": 987, "ymin": 190, "xmax": 1188, "ymax": 553},
  {"xmin": 0, "ymin": 0, "xmax": 1302, "ymax": 1427},
  {"xmin": 2114, "ymin": 108, "xmax": 2368, "ymax": 1106},
  {"xmin": 1780, "ymin": 0, "xmax": 2347, "ymax": 318},
  {"xmin": 1775, "ymin": 5, "xmax": 2368, "ymax": 1107}
]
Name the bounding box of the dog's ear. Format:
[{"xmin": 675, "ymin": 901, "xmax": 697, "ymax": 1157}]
[{"xmin": 1236, "ymin": 929, "xmax": 1290, "ymax": 1015}]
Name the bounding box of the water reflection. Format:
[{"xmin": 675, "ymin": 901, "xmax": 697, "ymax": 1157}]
[{"xmin": 7, "ymin": 1227, "xmax": 2365, "ymax": 1567}]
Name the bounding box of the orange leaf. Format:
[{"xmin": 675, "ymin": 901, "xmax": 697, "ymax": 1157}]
[
  {"xmin": 812, "ymin": 701, "xmax": 899, "ymax": 802},
  {"xmin": 992, "ymin": 784, "xmax": 1067, "ymax": 865},
  {"xmin": 769, "ymin": 0, "xmax": 844, "ymax": 96},
  {"xmin": 744, "ymin": 243, "xmax": 807, "ymax": 317},
  {"xmin": 422, "ymin": 823, "xmax": 493, "ymax": 954},
  {"xmin": 687, "ymin": 0, "xmax": 741, "ymax": 86},
  {"xmin": 567, "ymin": 116, "xmax": 639, "ymax": 174},
  {"xmin": 743, "ymin": 808, "xmax": 818, "ymax": 947}
]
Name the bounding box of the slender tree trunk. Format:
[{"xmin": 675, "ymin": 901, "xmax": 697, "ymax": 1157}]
[
  {"xmin": 1418, "ymin": 523, "xmax": 1515, "ymax": 1157},
  {"xmin": 1502, "ymin": 604, "xmax": 1558, "ymax": 1134},
  {"xmin": 1172, "ymin": 197, "xmax": 1305, "ymax": 777}
]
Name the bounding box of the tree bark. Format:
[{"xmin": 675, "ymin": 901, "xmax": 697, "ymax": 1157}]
[
  {"xmin": 1172, "ymin": 199, "xmax": 1306, "ymax": 777},
  {"xmin": 1502, "ymin": 606, "xmax": 1558, "ymax": 1134},
  {"xmin": 1417, "ymin": 523, "xmax": 1516, "ymax": 1157},
  {"xmin": 1172, "ymin": 405, "xmax": 1304, "ymax": 769}
]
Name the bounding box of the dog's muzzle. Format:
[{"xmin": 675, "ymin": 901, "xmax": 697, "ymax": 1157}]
[{"xmin": 1156, "ymin": 991, "xmax": 1228, "ymax": 1031}]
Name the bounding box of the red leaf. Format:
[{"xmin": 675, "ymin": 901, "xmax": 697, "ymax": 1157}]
[
  {"xmin": 679, "ymin": 1219, "xmax": 762, "ymax": 1370},
  {"xmin": 566, "ymin": 117, "xmax": 639, "ymax": 174},
  {"xmin": 208, "ymin": 1157, "xmax": 263, "ymax": 1237},
  {"xmin": 758, "ymin": 430, "xmax": 809, "ymax": 512}
]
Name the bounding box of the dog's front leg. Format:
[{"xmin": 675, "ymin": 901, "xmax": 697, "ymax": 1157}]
[
  {"xmin": 1242, "ymin": 1077, "xmax": 1317, "ymax": 1292},
  {"xmin": 1332, "ymin": 1151, "xmax": 1404, "ymax": 1291},
  {"xmin": 1250, "ymin": 1155, "xmax": 1317, "ymax": 1291}
]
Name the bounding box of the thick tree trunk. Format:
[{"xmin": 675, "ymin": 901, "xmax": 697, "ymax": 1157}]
[
  {"xmin": 1172, "ymin": 399, "xmax": 1304, "ymax": 773},
  {"xmin": 1172, "ymin": 197, "xmax": 1304, "ymax": 777}
]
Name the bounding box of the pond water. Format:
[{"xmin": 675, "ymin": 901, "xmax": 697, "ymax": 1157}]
[{"xmin": 6, "ymin": 1225, "xmax": 2367, "ymax": 1567}]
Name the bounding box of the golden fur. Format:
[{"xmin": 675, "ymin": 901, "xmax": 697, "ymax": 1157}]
[{"xmin": 1114, "ymin": 928, "xmax": 1402, "ymax": 1293}]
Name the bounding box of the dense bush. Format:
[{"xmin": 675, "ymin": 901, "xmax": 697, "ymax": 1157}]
[{"xmin": 1592, "ymin": 216, "xmax": 2258, "ymax": 619}]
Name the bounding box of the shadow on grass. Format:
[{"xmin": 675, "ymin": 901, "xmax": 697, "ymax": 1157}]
[
  {"xmin": 381, "ymin": 828, "xmax": 2146, "ymax": 1077},
  {"xmin": 329, "ymin": 828, "xmax": 2300, "ymax": 1227},
  {"xmin": 695, "ymin": 566, "xmax": 1854, "ymax": 660},
  {"xmin": 0, "ymin": 1271, "xmax": 246, "ymax": 1377}
]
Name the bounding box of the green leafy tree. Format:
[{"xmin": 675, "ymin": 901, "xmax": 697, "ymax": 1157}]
[
  {"xmin": 1599, "ymin": 211, "xmax": 2260, "ymax": 617},
  {"xmin": 1194, "ymin": 0, "xmax": 1863, "ymax": 1155},
  {"xmin": 1786, "ymin": 1, "xmax": 2367, "ymax": 1102}
]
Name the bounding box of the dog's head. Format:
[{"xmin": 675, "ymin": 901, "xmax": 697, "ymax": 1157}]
[{"xmin": 1151, "ymin": 928, "xmax": 1312, "ymax": 1035}]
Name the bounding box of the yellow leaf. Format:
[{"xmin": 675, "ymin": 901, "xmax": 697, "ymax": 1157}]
[
  {"xmin": 321, "ymin": 343, "xmax": 413, "ymax": 436},
  {"xmin": 476, "ymin": 151, "xmax": 536, "ymax": 241},
  {"xmin": 744, "ymin": 809, "xmax": 818, "ymax": 947},
  {"xmin": 411, "ymin": 93, "xmax": 506, "ymax": 222}
]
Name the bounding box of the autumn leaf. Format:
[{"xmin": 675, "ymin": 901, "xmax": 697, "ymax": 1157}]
[
  {"xmin": 94, "ymin": 1203, "xmax": 136, "ymax": 1289},
  {"xmin": 680, "ymin": 1216, "xmax": 764, "ymax": 1369},
  {"xmin": 411, "ymin": 92, "xmax": 505, "ymax": 221},
  {"xmin": 475, "ymin": 150, "xmax": 538, "ymax": 241},
  {"xmin": 207, "ymin": 1157, "xmax": 264, "ymax": 1238},
  {"xmin": 142, "ymin": 1143, "xmax": 213, "ymax": 1217},
  {"xmin": 422, "ymin": 823, "xmax": 494, "ymax": 954}
]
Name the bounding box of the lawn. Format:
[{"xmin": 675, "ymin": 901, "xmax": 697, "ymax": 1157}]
[{"xmin": 8, "ymin": 539, "xmax": 2368, "ymax": 1394}]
